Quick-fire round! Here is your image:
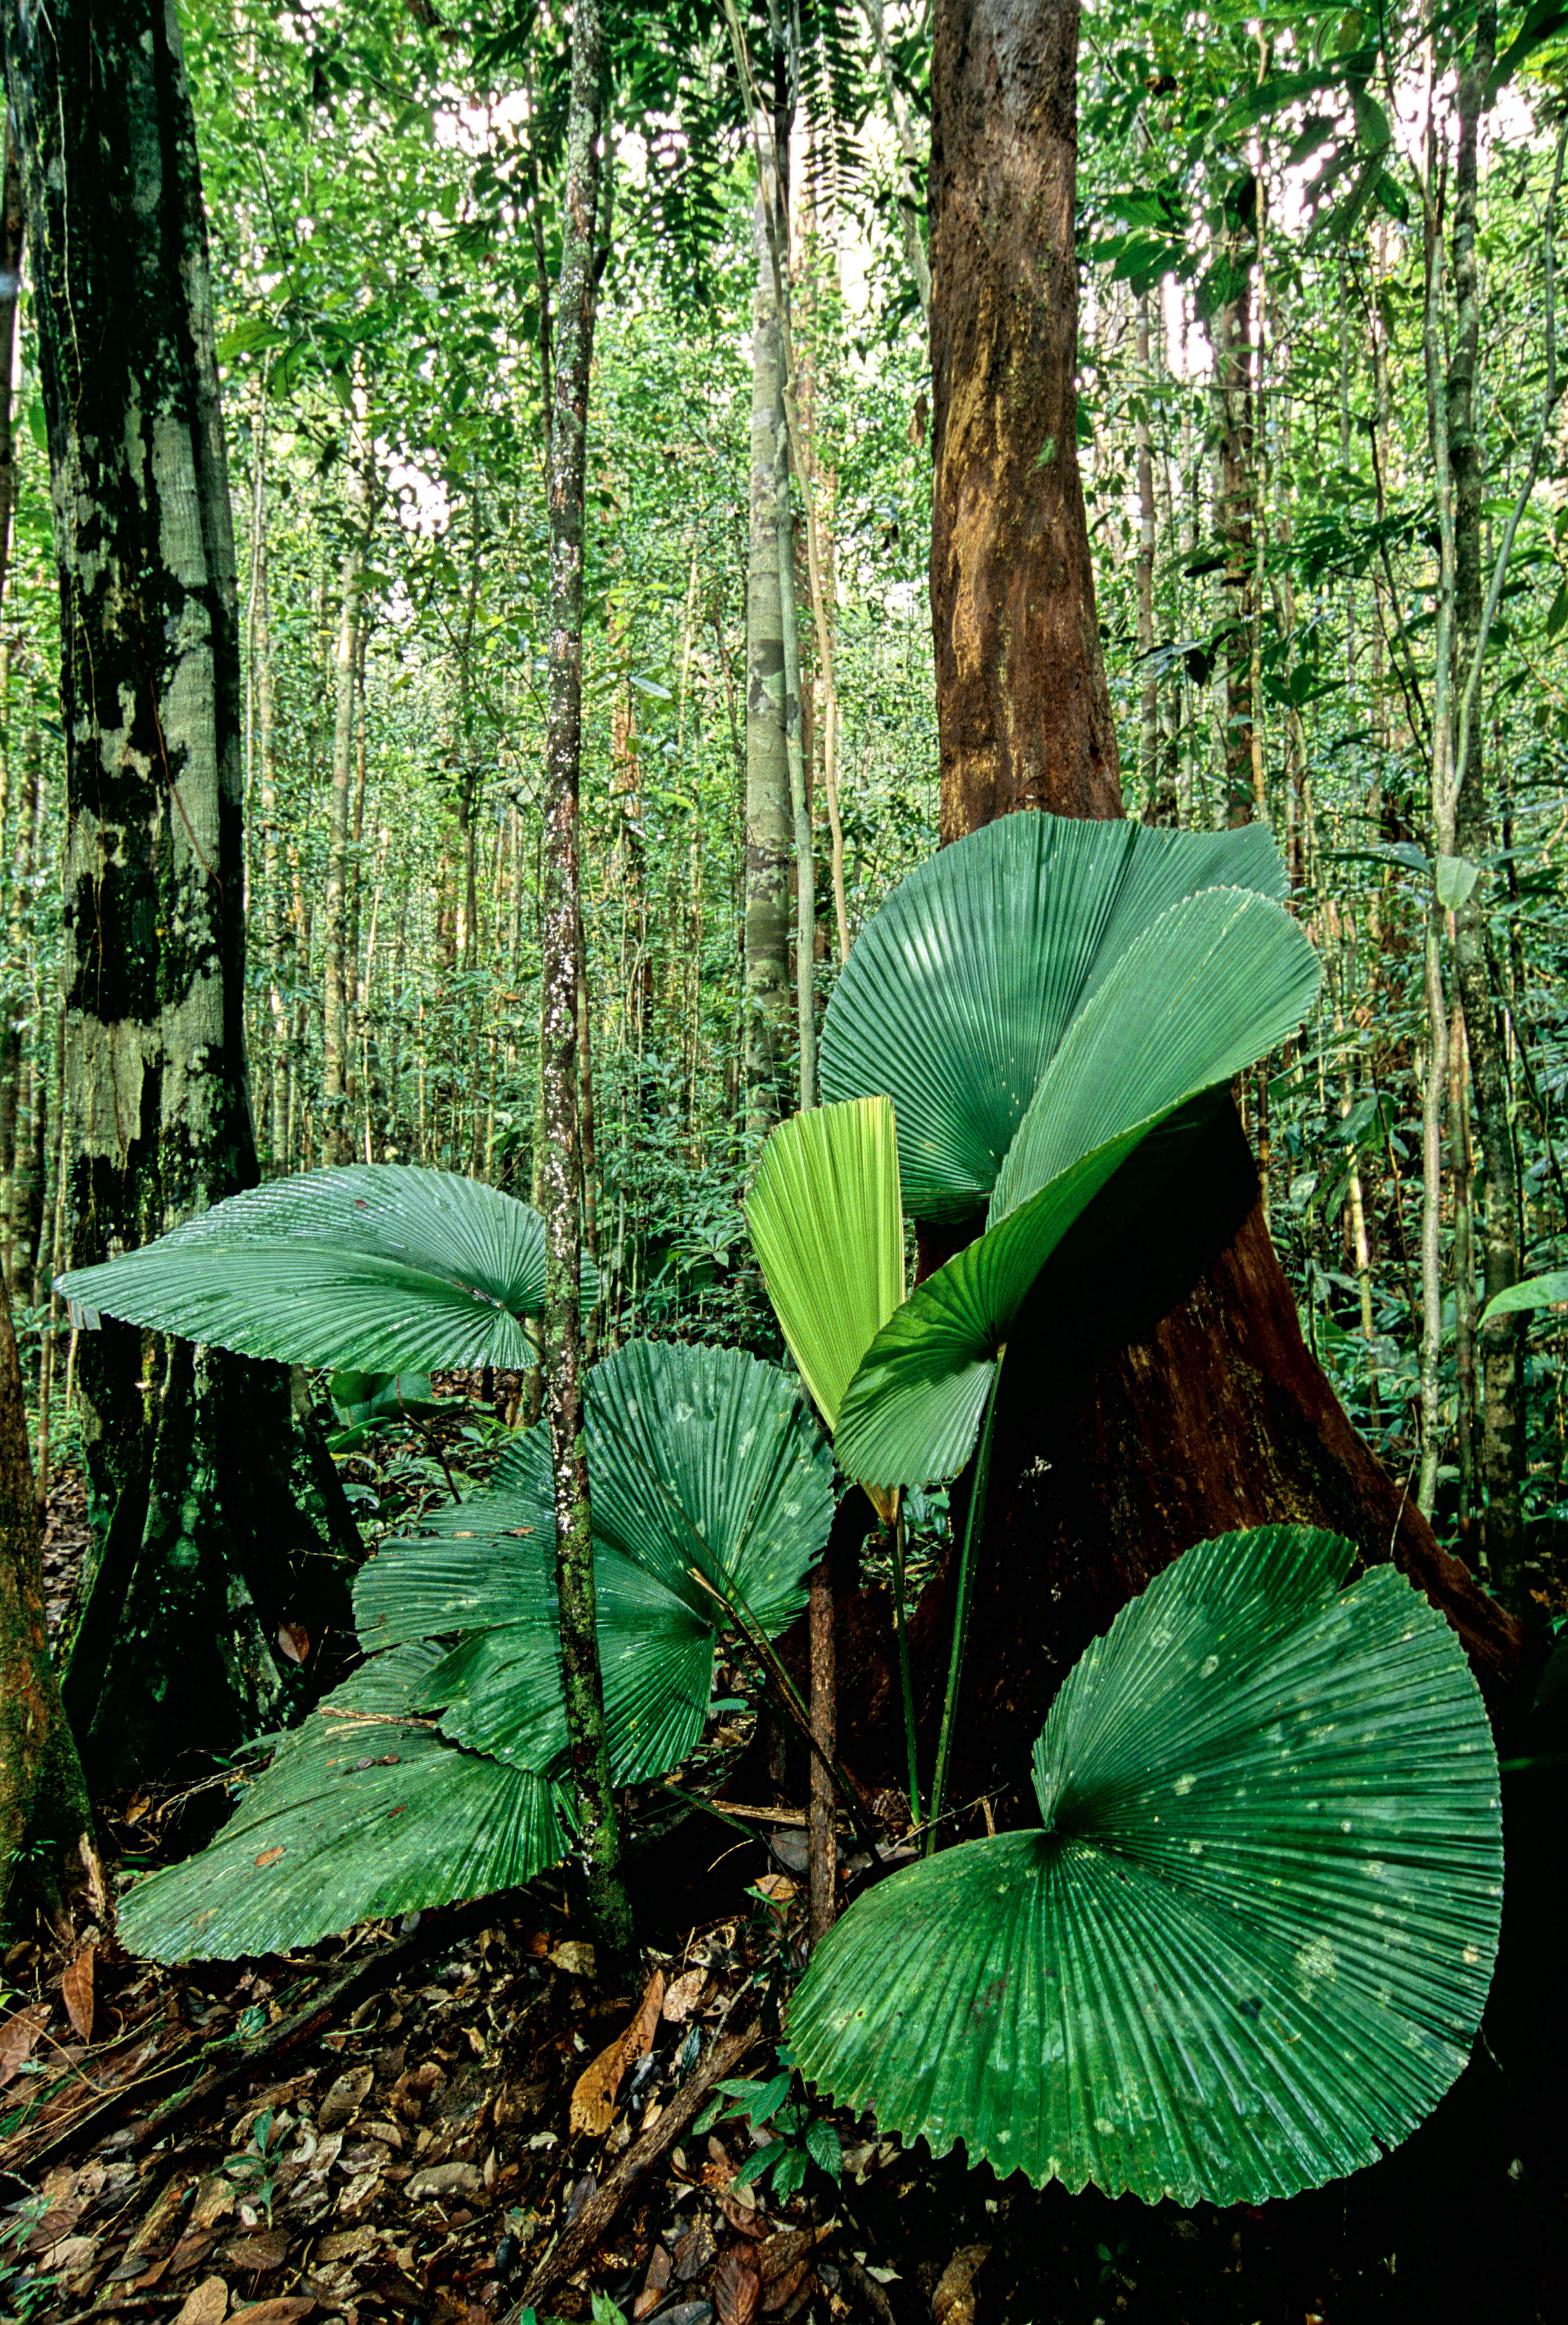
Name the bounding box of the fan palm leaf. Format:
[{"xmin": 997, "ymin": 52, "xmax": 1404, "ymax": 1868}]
[
  {"xmin": 744, "ymin": 1095, "xmax": 905, "ymax": 1442},
  {"xmin": 819, "ymin": 813, "xmax": 1287, "ymax": 1222},
  {"xmin": 56, "ymin": 1165, "xmax": 597, "ymax": 1375},
  {"xmin": 788, "ymin": 1527, "xmax": 1502, "ymax": 2205},
  {"xmin": 833, "ymin": 886, "xmax": 1322, "ymax": 1485},
  {"xmin": 117, "ymin": 1645, "xmax": 569, "ymax": 1964}
]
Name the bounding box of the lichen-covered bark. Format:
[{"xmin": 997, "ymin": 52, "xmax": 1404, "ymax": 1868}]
[
  {"xmin": 539, "ymin": 0, "xmax": 631, "ymax": 1961},
  {"xmin": 5, "ymin": 0, "xmax": 356, "ymax": 1781},
  {"xmin": 744, "ymin": 186, "xmax": 791, "ymax": 1131},
  {"xmin": 929, "ymin": 0, "xmax": 1120, "ymax": 836}
]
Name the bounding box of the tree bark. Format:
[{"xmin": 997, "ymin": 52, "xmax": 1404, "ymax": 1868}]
[
  {"xmin": 1448, "ymin": 4, "xmax": 1526, "ymax": 1596},
  {"xmin": 323, "ymin": 444, "xmax": 369, "ymax": 1166},
  {"xmin": 0, "ymin": 1273, "xmax": 94, "ymax": 1922},
  {"xmin": 5, "ymin": 0, "xmax": 358, "ymax": 1784},
  {"xmin": 928, "ymin": 0, "xmax": 1120, "ymax": 836},
  {"xmin": 540, "ymin": 0, "xmax": 632, "ymax": 1960},
  {"xmin": 744, "ymin": 181, "xmax": 791, "ymax": 1131},
  {"xmin": 864, "ymin": 0, "xmax": 1530, "ymax": 1808}
]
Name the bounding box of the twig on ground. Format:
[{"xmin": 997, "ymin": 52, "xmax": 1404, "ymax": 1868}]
[{"xmin": 507, "ymin": 2013, "xmax": 764, "ymax": 2318}]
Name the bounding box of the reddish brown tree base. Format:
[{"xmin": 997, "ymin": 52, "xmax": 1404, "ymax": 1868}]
[{"xmin": 801, "ymin": 1108, "xmax": 1529, "ymax": 1819}]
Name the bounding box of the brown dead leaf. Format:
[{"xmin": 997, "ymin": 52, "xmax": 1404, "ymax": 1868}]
[
  {"xmin": 229, "ymin": 2303, "xmax": 317, "ymax": 2325},
  {"xmin": 933, "ymin": 2241, "xmax": 990, "ymax": 2325},
  {"xmin": 253, "ymin": 1846, "xmax": 286, "ymax": 1869},
  {"xmin": 317, "ymin": 2062, "xmax": 375, "ymax": 2130},
  {"xmin": 762, "ymin": 2259, "xmax": 810, "ymax": 2314},
  {"xmin": 548, "ymin": 1939, "xmax": 597, "ymax": 1977},
  {"xmin": 0, "ymin": 2007, "xmax": 45, "ymax": 2088},
  {"xmin": 713, "ymin": 2242, "xmax": 762, "ymax": 2325},
  {"xmin": 222, "ymin": 2227, "xmax": 290, "ymax": 2272},
  {"xmin": 174, "ymin": 2280, "xmax": 231, "ymax": 2325},
  {"xmin": 758, "ymin": 2229, "xmax": 819, "ymax": 2287},
  {"xmin": 633, "ymin": 2242, "xmax": 673, "ymax": 2320},
  {"xmin": 662, "ymin": 1968, "xmax": 706, "ymax": 2023},
  {"xmin": 568, "ymin": 1967, "xmax": 665, "ymax": 2136},
  {"xmin": 61, "ymin": 1942, "xmax": 96, "ymax": 2043},
  {"xmin": 276, "ymin": 1620, "xmax": 310, "ymax": 1665},
  {"xmin": 753, "ymin": 1873, "xmax": 794, "ymax": 1902},
  {"xmin": 720, "ymin": 2186, "xmax": 766, "ymax": 2237}
]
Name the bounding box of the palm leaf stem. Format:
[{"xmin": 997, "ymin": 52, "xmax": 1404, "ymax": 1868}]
[
  {"xmin": 927, "ymin": 1352, "xmax": 1005, "ymax": 1852},
  {"xmin": 685, "ymin": 1564, "xmax": 886, "ymax": 1868},
  {"xmin": 888, "ymin": 1498, "xmax": 922, "ymax": 1826}
]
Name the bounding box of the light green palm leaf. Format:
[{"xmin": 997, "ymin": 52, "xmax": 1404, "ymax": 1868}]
[
  {"xmin": 744, "ymin": 1095, "xmax": 905, "ymax": 1438},
  {"xmin": 788, "ymin": 1527, "xmax": 1503, "ymax": 2205}
]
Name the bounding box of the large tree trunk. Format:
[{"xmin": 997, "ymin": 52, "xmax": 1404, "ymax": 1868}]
[
  {"xmin": 5, "ymin": 0, "xmax": 358, "ymax": 1786},
  {"xmin": 837, "ymin": 0, "xmax": 1528, "ymax": 1813},
  {"xmin": 928, "ymin": 0, "xmax": 1119, "ymax": 834}
]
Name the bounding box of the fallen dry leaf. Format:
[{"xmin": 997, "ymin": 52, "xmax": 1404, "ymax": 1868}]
[
  {"xmin": 276, "ymin": 1620, "xmax": 310, "ymax": 1664},
  {"xmin": 713, "ymin": 2241, "xmax": 762, "ymax": 2325},
  {"xmin": 933, "ymin": 2241, "xmax": 991, "ymax": 2325},
  {"xmin": 0, "ymin": 2006, "xmax": 45, "ymax": 2088},
  {"xmin": 662, "ymin": 1968, "xmax": 706, "ymax": 2023},
  {"xmin": 174, "ymin": 2280, "xmax": 230, "ymax": 2325},
  {"xmin": 548, "ymin": 1939, "xmax": 597, "ymax": 1977},
  {"xmin": 222, "ymin": 2227, "xmax": 290, "ymax": 2272},
  {"xmin": 569, "ymin": 1966, "xmax": 665, "ymax": 2136},
  {"xmin": 229, "ymin": 2303, "xmax": 316, "ymax": 2325},
  {"xmin": 633, "ymin": 2242, "xmax": 674, "ymax": 2319},
  {"xmin": 317, "ymin": 2062, "xmax": 375, "ymax": 2130},
  {"xmin": 753, "ymin": 1873, "xmax": 794, "ymax": 1903},
  {"xmin": 253, "ymin": 1846, "xmax": 286, "ymax": 1869},
  {"xmin": 61, "ymin": 1942, "xmax": 95, "ymax": 2043}
]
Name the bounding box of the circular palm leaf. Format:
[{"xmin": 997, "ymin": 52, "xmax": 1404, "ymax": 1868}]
[
  {"xmin": 56, "ymin": 1164, "xmax": 597, "ymax": 1374},
  {"xmin": 820, "ymin": 813, "xmax": 1287, "ymax": 1221},
  {"xmin": 788, "ymin": 1528, "xmax": 1502, "ymax": 2205}
]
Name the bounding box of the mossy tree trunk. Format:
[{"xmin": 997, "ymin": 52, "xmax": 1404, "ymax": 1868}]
[{"xmin": 4, "ymin": 0, "xmax": 357, "ymax": 1787}]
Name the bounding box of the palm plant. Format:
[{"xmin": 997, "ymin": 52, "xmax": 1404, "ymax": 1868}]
[
  {"xmin": 746, "ymin": 812, "xmax": 1324, "ymax": 1830},
  {"xmin": 788, "ymin": 1525, "xmax": 1504, "ymax": 2206},
  {"xmin": 119, "ymin": 1337, "xmax": 834, "ymax": 1961}
]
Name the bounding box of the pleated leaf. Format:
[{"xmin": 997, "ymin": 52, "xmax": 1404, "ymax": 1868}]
[
  {"xmin": 56, "ymin": 1164, "xmax": 597, "ymax": 1375},
  {"xmin": 834, "ymin": 888, "xmax": 1322, "ymax": 1484},
  {"xmin": 362, "ymin": 1340, "xmax": 834, "ymax": 1784},
  {"xmin": 744, "ymin": 1096, "xmax": 905, "ymax": 1436},
  {"xmin": 117, "ymin": 1645, "xmax": 569, "ymax": 1965},
  {"xmin": 789, "ymin": 1527, "xmax": 1503, "ymax": 2206},
  {"xmin": 820, "ymin": 813, "xmax": 1287, "ymax": 1222}
]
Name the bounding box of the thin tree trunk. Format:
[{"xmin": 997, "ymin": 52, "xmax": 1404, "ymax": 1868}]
[
  {"xmin": 744, "ymin": 178, "xmax": 792, "ymax": 1130},
  {"xmin": 253, "ymin": 392, "xmax": 290, "ymax": 1171},
  {"xmin": 1447, "ymin": 4, "xmax": 1526, "ymax": 1592},
  {"xmin": 323, "ymin": 446, "xmax": 369, "ymax": 1166},
  {"xmin": 539, "ymin": 0, "xmax": 631, "ymax": 1960},
  {"xmin": 777, "ymin": 409, "xmax": 817, "ymax": 1112},
  {"xmin": 1134, "ymin": 286, "xmax": 1162, "ymax": 822}
]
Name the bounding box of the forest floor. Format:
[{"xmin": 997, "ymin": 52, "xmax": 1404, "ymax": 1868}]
[{"xmin": 4, "ymin": 1396, "xmax": 1566, "ymax": 2325}]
